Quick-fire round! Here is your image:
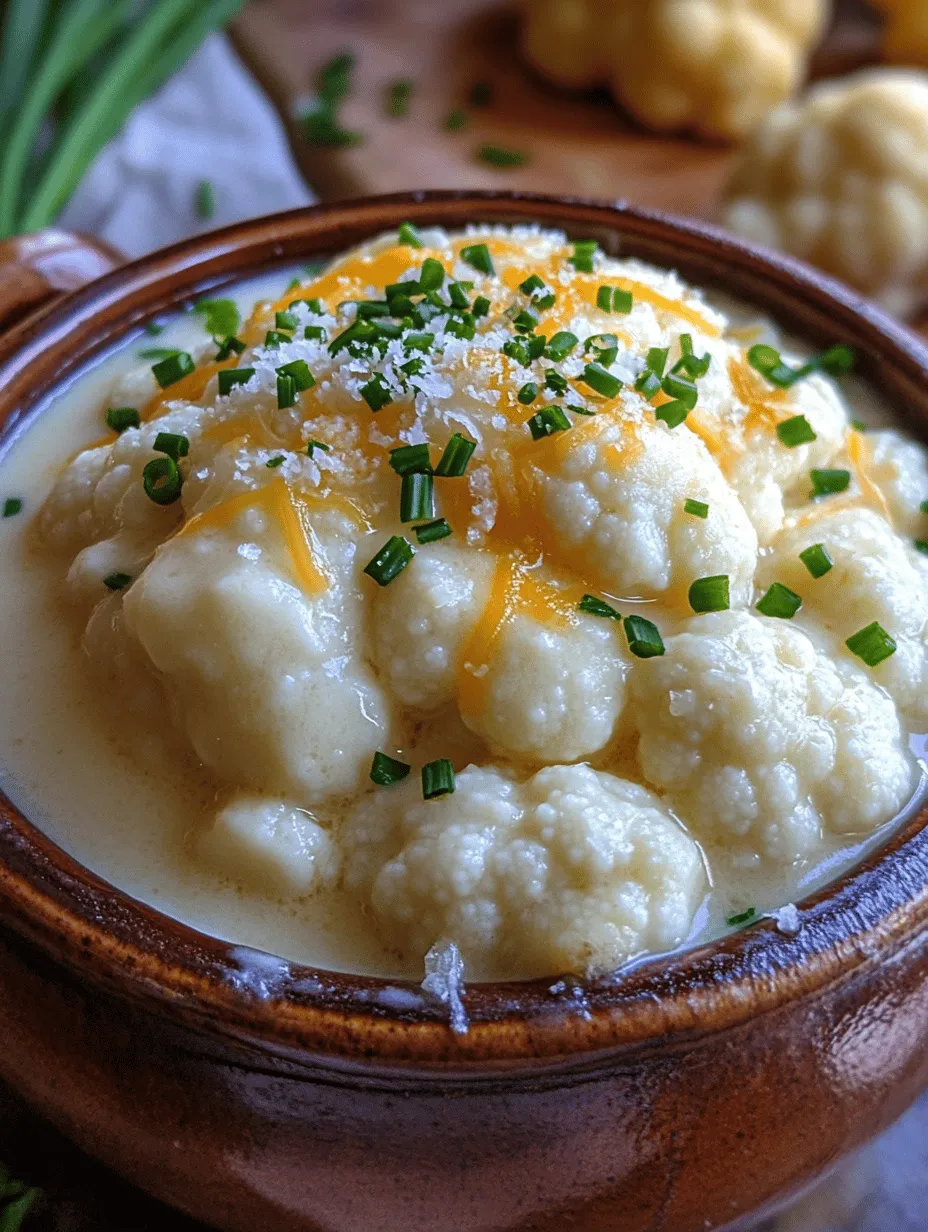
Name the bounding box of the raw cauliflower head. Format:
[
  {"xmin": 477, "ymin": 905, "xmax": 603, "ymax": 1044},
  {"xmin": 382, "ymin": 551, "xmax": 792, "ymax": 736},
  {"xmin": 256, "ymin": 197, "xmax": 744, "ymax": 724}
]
[
  {"xmin": 873, "ymin": 0, "xmax": 928, "ymax": 67},
  {"xmin": 630, "ymin": 610, "xmax": 915, "ymax": 860},
  {"xmin": 724, "ymin": 69, "xmax": 928, "ymax": 316},
  {"xmin": 520, "ymin": 0, "xmax": 829, "ymax": 141},
  {"xmin": 759, "ymin": 504, "xmax": 928, "ymax": 725},
  {"xmin": 374, "ymin": 544, "xmax": 629, "ymax": 762},
  {"xmin": 342, "ymin": 763, "xmax": 706, "ymax": 979}
]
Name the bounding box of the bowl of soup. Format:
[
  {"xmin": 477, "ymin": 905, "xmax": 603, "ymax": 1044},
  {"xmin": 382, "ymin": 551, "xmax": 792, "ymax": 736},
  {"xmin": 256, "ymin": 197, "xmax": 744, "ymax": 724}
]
[{"xmin": 2, "ymin": 192, "xmax": 928, "ymax": 1232}]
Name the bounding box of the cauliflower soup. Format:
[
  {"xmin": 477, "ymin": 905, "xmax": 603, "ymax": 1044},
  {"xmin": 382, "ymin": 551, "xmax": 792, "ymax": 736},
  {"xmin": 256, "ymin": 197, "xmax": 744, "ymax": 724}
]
[{"xmin": 1, "ymin": 224, "xmax": 926, "ymax": 983}]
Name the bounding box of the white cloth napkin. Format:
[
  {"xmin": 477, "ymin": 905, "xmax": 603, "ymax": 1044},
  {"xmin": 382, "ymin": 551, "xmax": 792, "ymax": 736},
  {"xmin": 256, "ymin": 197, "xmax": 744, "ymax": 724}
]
[{"xmin": 58, "ymin": 33, "xmax": 313, "ymax": 258}]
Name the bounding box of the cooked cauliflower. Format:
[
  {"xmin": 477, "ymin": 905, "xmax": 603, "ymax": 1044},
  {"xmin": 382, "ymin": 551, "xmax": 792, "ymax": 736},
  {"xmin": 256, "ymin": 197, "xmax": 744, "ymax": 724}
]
[
  {"xmin": 874, "ymin": 0, "xmax": 928, "ymax": 67},
  {"xmin": 864, "ymin": 428, "xmax": 928, "ymax": 537},
  {"xmin": 630, "ymin": 610, "xmax": 915, "ymax": 860},
  {"xmin": 343, "ymin": 763, "xmax": 705, "ymax": 979},
  {"xmin": 520, "ymin": 0, "xmax": 829, "ymax": 141},
  {"xmin": 759, "ymin": 505, "xmax": 928, "ymax": 724},
  {"xmin": 724, "ymin": 70, "xmax": 928, "ymax": 316}
]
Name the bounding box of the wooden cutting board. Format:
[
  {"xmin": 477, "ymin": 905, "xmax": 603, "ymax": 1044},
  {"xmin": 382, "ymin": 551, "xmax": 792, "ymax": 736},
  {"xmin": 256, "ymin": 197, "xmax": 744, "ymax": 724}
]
[{"xmin": 230, "ymin": 0, "xmax": 884, "ymax": 219}]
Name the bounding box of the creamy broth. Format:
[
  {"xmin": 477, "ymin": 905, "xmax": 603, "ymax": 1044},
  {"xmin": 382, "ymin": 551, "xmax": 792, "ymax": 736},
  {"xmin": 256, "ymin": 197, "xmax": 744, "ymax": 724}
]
[{"xmin": 1, "ymin": 230, "xmax": 926, "ymax": 983}]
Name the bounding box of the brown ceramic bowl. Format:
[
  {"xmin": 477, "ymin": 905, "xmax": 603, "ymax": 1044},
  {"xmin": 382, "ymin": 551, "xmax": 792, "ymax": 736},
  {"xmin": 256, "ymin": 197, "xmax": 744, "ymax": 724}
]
[{"xmin": 2, "ymin": 192, "xmax": 928, "ymax": 1232}]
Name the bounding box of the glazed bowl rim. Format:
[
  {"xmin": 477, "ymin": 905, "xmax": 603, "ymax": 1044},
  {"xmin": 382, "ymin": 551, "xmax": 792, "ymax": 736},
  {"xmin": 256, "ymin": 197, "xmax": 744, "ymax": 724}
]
[{"xmin": 3, "ymin": 189, "xmax": 928, "ymax": 1071}]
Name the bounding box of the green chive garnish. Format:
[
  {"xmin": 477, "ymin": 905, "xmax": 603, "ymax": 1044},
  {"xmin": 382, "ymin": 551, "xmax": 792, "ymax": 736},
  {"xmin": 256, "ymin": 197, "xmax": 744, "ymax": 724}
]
[
  {"xmin": 545, "ymin": 370, "xmax": 568, "ymax": 396},
  {"xmin": 275, "ymin": 310, "xmax": 298, "ymax": 332},
  {"xmin": 799, "ymin": 543, "xmax": 833, "ymax": 578},
  {"xmin": 545, "ymin": 331, "xmax": 579, "ymax": 362},
  {"xmin": 460, "ymin": 243, "xmax": 494, "ymax": 276},
  {"xmin": 578, "ymin": 594, "xmax": 620, "ymax": 619},
  {"xmin": 585, "ymin": 333, "xmax": 619, "ymax": 365},
  {"xmin": 520, "ymin": 274, "xmax": 544, "ymax": 295},
  {"xmin": 194, "ymin": 298, "xmax": 240, "ymax": 337},
  {"xmin": 277, "ymin": 373, "xmax": 297, "ymax": 409},
  {"xmin": 688, "ymin": 575, "xmax": 730, "ymax": 613},
  {"xmin": 106, "ymin": 406, "xmax": 140, "ymax": 433},
  {"xmin": 624, "ymin": 615, "xmax": 665, "ymax": 658},
  {"xmin": 214, "ymin": 336, "xmax": 246, "ymax": 361},
  {"xmin": 518, "ymin": 381, "xmax": 538, "ymax": 405},
  {"xmin": 153, "ymin": 431, "xmax": 189, "ymax": 462},
  {"xmin": 306, "ymin": 440, "xmax": 331, "ymax": 456},
  {"xmin": 414, "ymin": 518, "xmax": 452, "ymax": 544},
  {"xmin": 756, "ymin": 582, "xmax": 802, "ymax": 619},
  {"xmin": 528, "ymin": 406, "xmax": 571, "ymax": 439},
  {"xmin": 776, "ymin": 415, "xmax": 817, "ymax": 448},
  {"xmin": 139, "ymin": 347, "xmax": 181, "ymax": 361},
  {"xmin": 386, "ymin": 79, "xmax": 412, "ymax": 117},
  {"xmin": 404, "ymin": 331, "xmax": 435, "ymax": 352},
  {"xmin": 684, "ymin": 498, "xmax": 708, "ymax": 518},
  {"xmin": 472, "ymin": 294, "xmax": 490, "ymax": 318},
  {"xmin": 305, "ymin": 325, "xmax": 327, "ymax": 342},
  {"xmin": 470, "ymin": 81, "xmax": 492, "ymax": 106},
  {"xmin": 727, "ymin": 907, "xmax": 756, "ymax": 927},
  {"xmin": 503, "ymin": 337, "xmax": 532, "ymax": 365},
  {"xmin": 846, "ymin": 621, "xmax": 896, "ymax": 667},
  {"xmin": 597, "ymin": 285, "xmax": 632, "ymax": 313},
  {"xmin": 661, "ymin": 372, "xmax": 698, "ymax": 410},
  {"xmin": 390, "ymin": 443, "xmax": 432, "ymax": 475},
  {"xmin": 818, "ymin": 344, "xmax": 855, "ymax": 376},
  {"xmin": 361, "ymin": 374, "xmax": 393, "ymax": 412},
  {"xmin": 266, "ymin": 455, "xmax": 285, "ymax": 469},
  {"xmin": 655, "ymin": 401, "xmax": 689, "ymax": 429},
  {"xmin": 915, "ymin": 539, "xmax": 928, "ymax": 554},
  {"xmin": 264, "ymin": 330, "xmax": 292, "ymax": 349},
  {"xmin": 448, "ymin": 281, "xmax": 470, "ymax": 309},
  {"xmin": 747, "ymin": 343, "xmax": 800, "ymax": 388},
  {"xmin": 400, "ymin": 472, "xmax": 435, "ymax": 522},
  {"xmin": 142, "ymin": 456, "xmax": 182, "ymax": 506},
  {"xmin": 144, "ymin": 322, "xmax": 163, "ymax": 336},
  {"xmin": 370, "ymin": 751, "xmax": 411, "ymax": 786},
  {"xmin": 419, "ymin": 257, "xmax": 445, "ymax": 292},
  {"xmin": 217, "ymin": 368, "xmax": 255, "ymax": 395},
  {"xmin": 582, "ymin": 362, "xmax": 621, "ymax": 399},
  {"xmin": 810, "ymin": 468, "xmax": 850, "ymax": 499},
  {"xmin": 364, "ymin": 535, "xmax": 415, "ymax": 586},
  {"xmin": 277, "ymin": 359, "xmax": 315, "ymax": 391},
  {"xmin": 567, "ymin": 402, "xmax": 595, "ymax": 416},
  {"xmin": 3, "ymin": 498, "xmax": 22, "ymax": 518},
  {"xmin": 445, "ymin": 314, "xmax": 476, "ymax": 341},
  {"xmin": 422, "ymin": 758, "xmax": 455, "ymax": 799},
  {"xmin": 435, "ymin": 433, "xmax": 476, "ymax": 477},
  {"xmin": 151, "ymin": 351, "xmax": 195, "ymax": 388},
  {"xmin": 569, "ymin": 240, "xmax": 598, "ymax": 273},
  {"xmin": 645, "ymin": 346, "xmax": 669, "ymax": 376},
  {"xmin": 445, "ymin": 108, "xmax": 469, "ymax": 131},
  {"xmin": 851, "ymin": 419, "xmax": 868, "ymax": 433},
  {"xmin": 195, "ymin": 179, "xmax": 214, "ymax": 220},
  {"xmin": 398, "ymin": 221, "xmax": 423, "ymax": 247},
  {"xmin": 478, "ymin": 145, "xmax": 528, "ymax": 167},
  {"xmin": 636, "ymin": 371, "xmax": 662, "ymax": 399},
  {"xmin": 103, "ymin": 572, "xmax": 132, "ymax": 591}
]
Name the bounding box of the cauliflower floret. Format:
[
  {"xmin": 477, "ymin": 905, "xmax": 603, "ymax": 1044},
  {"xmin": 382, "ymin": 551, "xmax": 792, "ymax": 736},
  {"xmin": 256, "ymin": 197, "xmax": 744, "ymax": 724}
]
[
  {"xmin": 724, "ymin": 70, "xmax": 928, "ymax": 316},
  {"xmin": 123, "ymin": 524, "xmax": 389, "ymax": 805},
  {"xmin": 532, "ymin": 403, "xmax": 759, "ymax": 601},
  {"xmin": 374, "ymin": 545, "xmax": 628, "ymax": 761},
  {"xmin": 874, "ymin": 0, "xmax": 928, "ymax": 67},
  {"xmin": 343, "ymin": 763, "xmax": 705, "ymax": 979},
  {"xmin": 198, "ymin": 794, "xmax": 339, "ymax": 896},
  {"xmin": 630, "ymin": 610, "xmax": 915, "ymax": 859},
  {"xmin": 759, "ymin": 505, "xmax": 928, "ymax": 724},
  {"xmin": 520, "ymin": 0, "xmax": 829, "ymax": 141},
  {"xmin": 863, "ymin": 428, "xmax": 928, "ymax": 538}
]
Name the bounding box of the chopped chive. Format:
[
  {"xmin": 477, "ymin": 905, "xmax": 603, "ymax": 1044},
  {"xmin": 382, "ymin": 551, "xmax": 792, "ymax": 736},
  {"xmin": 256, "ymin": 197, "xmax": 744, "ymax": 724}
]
[
  {"xmin": 460, "ymin": 243, "xmax": 493, "ymax": 275},
  {"xmin": 851, "ymin": 419, "xmax": 868, "ymax": 433},
  {"xmin": 445, "ymin": 314, "xmax": 476, "ymax": 341},
  {"xmin": 661, "ymin": 372, "xmax": 698, "ymax": 410},
  {"xmin": 195, "ymin": 298, "xmax": 240, "ymax": 338},
  {"xmin": 194, "ymin": 179, "xmax": 214, "ymax": 220},
  {"xmin": 756, "ymin": 582, "xmax": 802, "ymax": 619},
  {"xmin": 305, "ymin": 325, "xmax": 327, "ymax": 341},
  {"xmin": 597, "ymin": 285, "xmax": 633, "ymax": 313},
  {"xmin": 306, "ymin": 440, "xmax": 330, "ymax": 456},
  {"xmin": 153, "ymin": 432, "xmax": 189, "ymax": 462},
  {"xmin": 799, "ymin": 543, "xmax": 833, "ymax": 578},
  {"xmin": 151, "ymin": 351, "xmax": 195, "ymax": 388},
  {"xmin": 398, "ymin": 221, "xmax": 423, "ymax": 247},
  {"xmin": 445, "ymin": 108, "xmax": 469, "ymax": 131},
  {"xmin": 635, "ymin": 370, "xmax": 662, "ymax": 399},
  {"xmin": 142, "ymin": 456, "xmax": 182, "ymax": 506},
  {"xmin": 374, "ymin": 321, "xmax": 403, "ymax": 341},
  {"xmin": 264, "ymin": 330, "xmax": 292, "ymax": 349},
  {"xmin": 528, "ymin": 406, "xmax": 571, "ymax": 439},
  {"xmin": 414, "ymin": 517, "xmax": 452, "ymax": 543},
  {"xmin": 448, "ymin": 281, "xmax": 470, "ymax": 309},
  {"xmin": 400, "ymin": 472, "xmax": 435, "ymax": 522},
  {"xmin": 582, "ymin": 362, "xmax": 621, "ymax": 399},
  {"xmin": 214, "ymin": 335, "xmax": 246, "ymax": 361},
  {"xmin": 534, "ymin": 291, "xmax": 556, "ymax": 310},
  {"xmin": 747, "ymin": 343, "xmax": 799, "ymax": 388},
  {"xmin": 585, "ymin": 333, "xmax": 619, "ymax": 366},
  {"xmin": 818, "ymin": 343, "xmax": 855, "ymax": 376},
  {"xmin": 569, "ymin": 240, "xmax": 598, "ymax": 273},
  {"xmin": 688, "ymin": 574, "xmax": 730, "ymax": 613},
  {"xmin": 655, "ymin": 400, "xmax": 689, "ymax": 429},
  {"xmin": 596, "ymin": 285, "xmax": 612, "ymax": 311},
  {"xmin": 846, "ymin": 621, "xmax": 896, "ymax": 667},
  {"xmin": 400, "ymin": 356, "xmax": 424, "ymax": 378},
  {"xmin": 776, "ymin": 415, "xmax": 817, "ymax": 448},
  {"xmin": 684, "ymin": 498, "xmax": 708, "ymax": 519},
  {"xmin": 103, "ymin": 572, "xmax": 132, "ymax": 591},
  {"xmin": 390, "ymin": 443, "xmax": 432, "ymax": 475},
  {"xmin": 810, "ymin": 468, "xmax": 850, "ymax": 499},
  {"xmin": 106, "ymin": 406, "xmax": 140, "ymax": 433},
  {"xmin": 567, "ymin": 402, "xmax": 595, "ymax": 416},
  {"xmin": 386, "ymin": 78, "xmax": 413, "ymax": 117},
  {"xmin": 286, "ymin": 278, "xmax": 301, "ymax": 292},
  {"xmin": 520, "ymin": 274, "xmax": 545, "ymax": 295},
  {"xmin": 266, "ymin": 455, "xmax": 285, "ymax": 469},
  {"xmin": 749, "ymin": 342, "xmax": 855, "ymax": 388},
  {"xmin": 624, "ymin": 615, "xmax": 665, "ymax": 658},
  {"xmin": 275, "ymin": 310, "xmax": 298, "ymax": 332},
  {"xmin": 364, "ymin": 535, "xmax": 415, "ymax": 586},
  {"xmin": 292, "ymin": 297, "xmax": 323, "ymax": 314},
  {"xmin": 727, "ymin": 907, "xmax": 756, "ymax": 927},
  {"xmin": 915, "ymin": 539, "xmax": 928, "ymax": 554},
  {"xmin": 645, "ymin": 346, "xmax": 669, "ymax": 376},
  {"xmin": 503, "ymin": 337, "xmax": 532, "ymax": 365},
  {"xmin": 3, "ymin": 498, "xmax": 22, "ymax": 518},
  {"xmin": 470, "ymin": 81, "xmax": 492, "ymax": 106},
  {"xmin": 528, "ymin": 334, "xmax": 546, "ymax": 359},
  {"xmin": 217, "ymin": 368, "xmax": 255, "ymax": 395},
  {"xmin": 435, "ymin": 433, "xmax": 476, "ymax": 477},
  {"xmin": 545, "ymin": 370, "xmax": 568, "ymax": 396},
  {"xmin": 512, "ymin": 308, "xmax": 538, "ymax": 333},
  {"xmin": 422, "ymin": 758, "xmax": 455, "ymax": 799},
  {"xmin": 277, "ymin": 373, "xmax": 297, "ymax": 409},
  {"xmin": 478, "ymin": 145, "xmax": 528, "ymax": 167},
  {"xmin": 370, "ymin": 751, "xmax": 411, "ymax": 786},
  {"xmin": 139, "ymin": 347, "xmax": 181, "ymax": 360},
  {"xmin": 404, "ymin": 331, "xmax": 435, "ymax": 352},
  {"xmin": 472, "ymin": 294, "xmax": 490, "ymax": 318},
  {"xmin": 361, "ymin": 374, "xmax": 393, "ymax": 412},
  {"xmin": 144, "ymin": 322, "xmax": 163, "ymax": 336},
  {"xmin": 419, "ymin": 257, "xmax": 445, "ymax": 292},
  {"xmin": 518, "ymin": 381, "xmax": 538, "ymax": 405},
  {"xmin": 579, "ymin": 594, "xmax": 620, "ymax": 619},
  {"xmin": 277, "ymin": 359, "xmax": 315, "ymax": 391},
  {"xmin": 545, "ymin": 331, "xmax": 579, "ymax": 361}
]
